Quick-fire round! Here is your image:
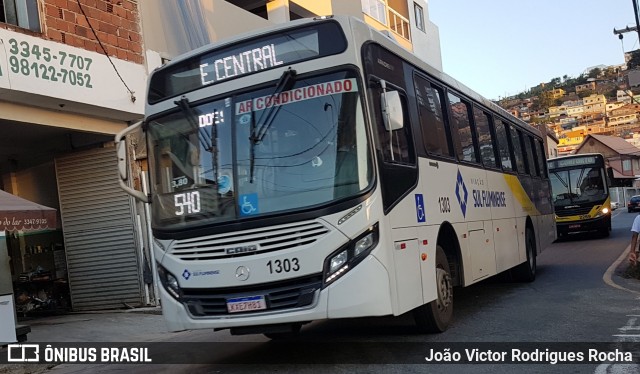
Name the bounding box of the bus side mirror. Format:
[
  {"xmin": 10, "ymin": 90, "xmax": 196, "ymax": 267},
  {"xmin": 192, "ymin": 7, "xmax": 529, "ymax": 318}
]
[
  {"xmin": 381, "ymin": 90, "xmax": 404, "ymax": 131},
  {"xmin": 115, "ymin": 121, "xmax": 149, "ymax": 203}
]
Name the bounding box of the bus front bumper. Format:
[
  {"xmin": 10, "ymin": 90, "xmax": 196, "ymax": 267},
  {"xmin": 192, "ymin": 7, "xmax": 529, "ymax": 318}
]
[
  {"xmin": 556, "ymin": 214, "xmax": 610, "ymax": 235},
  {"xmin": 159, "ymin": 255, "xmax": 393, "ymax": 332}
]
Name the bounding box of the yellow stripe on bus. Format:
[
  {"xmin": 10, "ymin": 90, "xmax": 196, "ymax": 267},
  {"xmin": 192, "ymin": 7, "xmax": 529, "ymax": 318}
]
[{"xmin": 504, "ymin": 175, "xmax": 540, "ymax": 216}]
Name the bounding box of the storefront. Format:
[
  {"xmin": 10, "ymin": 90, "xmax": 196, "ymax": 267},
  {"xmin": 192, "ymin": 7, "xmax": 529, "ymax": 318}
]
[{"xmin": 0, "ymin": 26, "xmax": 151, "ymax": 316}]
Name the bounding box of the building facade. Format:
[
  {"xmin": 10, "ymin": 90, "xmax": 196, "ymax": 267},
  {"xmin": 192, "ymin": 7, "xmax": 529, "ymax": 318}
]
[
  {"xmin": 575, "ymin": 134, "xmax": 640, "ymax": 187},
  {"xmin": 1, "ymin": 0, "xmax": 151, "ymax": 311},
  {"xmin": 139, "ymin": 0, "xmax": 443, "ymax": 71}
]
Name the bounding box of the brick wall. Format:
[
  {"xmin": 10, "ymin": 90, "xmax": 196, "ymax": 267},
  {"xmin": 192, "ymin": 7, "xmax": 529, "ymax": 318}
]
[{"xmin": 41, "ymin": 0, "xmax": 143, "ymax": 64}]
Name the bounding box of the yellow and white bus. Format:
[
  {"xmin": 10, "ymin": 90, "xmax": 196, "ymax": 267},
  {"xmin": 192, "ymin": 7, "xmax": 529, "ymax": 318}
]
[
  {"xmin": 116, "ymin": 16, "xmax": 555, "ymax": 338},
  {"xmin": 548, "ymin": 153, "xmax": 611, "ymax": 237}
]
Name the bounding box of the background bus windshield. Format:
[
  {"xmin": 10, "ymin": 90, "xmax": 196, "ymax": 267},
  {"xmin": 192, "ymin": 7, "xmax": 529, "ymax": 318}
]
[
  {"xmin": 147, "ymin": 70, "xmax": 372, "ymax": 229},
  {"xmin": 550, "ymin": 167, "xmax": 606, "ymax": 206}
]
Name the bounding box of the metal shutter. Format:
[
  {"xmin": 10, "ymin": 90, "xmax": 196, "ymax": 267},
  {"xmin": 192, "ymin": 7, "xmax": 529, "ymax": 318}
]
[{"xmin": 55, "ymin": 147, "xmax": 142, "ymax": 310}]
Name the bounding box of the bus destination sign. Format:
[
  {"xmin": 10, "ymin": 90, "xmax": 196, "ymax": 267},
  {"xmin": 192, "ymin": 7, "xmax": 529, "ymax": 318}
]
[
  {"xmin": 148, "ymin": 21, "xmax": 346, "ymax": 104},
  {"xmin": 549, "ymin": 156, "xmax": 598, "ymax": 169},
  {"xmin": 199, "ymin": 44, "xmax": 283, "ymax": 85}
]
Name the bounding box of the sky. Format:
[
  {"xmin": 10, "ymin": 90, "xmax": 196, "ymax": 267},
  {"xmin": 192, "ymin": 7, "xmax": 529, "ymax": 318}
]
[{"xmin": 428, "ymin": 0, "xmax": 640, "ymax": 100}]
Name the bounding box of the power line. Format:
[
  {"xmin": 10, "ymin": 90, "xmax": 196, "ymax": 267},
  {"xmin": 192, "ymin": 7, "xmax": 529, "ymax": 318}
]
[{"xmin": 75, "ymin": 0, "xmax": 136, "ymax": 103}]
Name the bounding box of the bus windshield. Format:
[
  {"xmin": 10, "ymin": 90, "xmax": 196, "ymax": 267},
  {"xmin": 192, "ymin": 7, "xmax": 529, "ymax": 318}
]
[
  {"xmin": 147, "ymin": 69, "xmax": 372, "ymax": 229},
  {"xmin": 550, "ymin": 166, "xmax": 606, "ymax": 206}
]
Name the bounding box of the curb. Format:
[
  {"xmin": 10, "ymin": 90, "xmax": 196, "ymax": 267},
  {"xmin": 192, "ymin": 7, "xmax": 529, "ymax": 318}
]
[
  {"xmin": 603, "ymin": 244, "xmax": 640, "ymax": 296},
  {"xmin": 60, "ymin": 306, "xmax": 163, "ymax": 316}
]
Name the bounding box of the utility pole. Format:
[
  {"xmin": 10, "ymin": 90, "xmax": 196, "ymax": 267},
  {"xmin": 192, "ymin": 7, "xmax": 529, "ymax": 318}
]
[
  {"xmin": 613, "ymin": 0, "xmax": 640, "ymax": 44},
  {"xmin": 613, "ymin": 0, "xmax": 640, "ymax": 106},
  {"xmin": 635, "ymin": 0, "xmax": 640, "ymax": 44}
]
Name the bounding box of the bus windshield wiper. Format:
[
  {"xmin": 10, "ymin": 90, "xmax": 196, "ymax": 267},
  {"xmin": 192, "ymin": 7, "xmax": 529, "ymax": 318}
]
[
  {"xmin": 174, "ymin": 97, "xmax": 219, "ymax": 209},
  {"xmin": 175, "ymin": 96, "xmax": 214, "ymax": 153},
  {"xmin": 249, "ymin": 68, "xmax": 297, "ymax": 182}
]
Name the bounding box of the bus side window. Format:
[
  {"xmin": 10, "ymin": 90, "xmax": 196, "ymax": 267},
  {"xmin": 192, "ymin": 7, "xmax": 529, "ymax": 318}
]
[
  {"xmin": 473, "ymin": 107, "xmax": 497, "ymax": 168},
  {"xmin": 509, "ymin": 125, "xmax": 526, "ymax": 174},
  {"xmin": 535, "ymin": 139, "xmax": 548, "ymax": 178},
  {"xmin": 523, "ymin": 134, "xmax": 538, "ymax": 177},
  {"xmin": 447, "ymin": 92, "xmax": 479, "ymax": 163},
  {"xmin": 413, "ymin": 75, "xmax": 453, "ymax": 157},
  {"xmin": 494, "ymin": 119, "xmax": 512, "ymax": 172}
]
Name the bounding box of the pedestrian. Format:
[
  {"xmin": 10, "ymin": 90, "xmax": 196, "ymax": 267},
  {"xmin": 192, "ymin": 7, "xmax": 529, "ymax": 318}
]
[{"xmin": 630, "ymin": 214, "xmax": 640, "ymax": 265}]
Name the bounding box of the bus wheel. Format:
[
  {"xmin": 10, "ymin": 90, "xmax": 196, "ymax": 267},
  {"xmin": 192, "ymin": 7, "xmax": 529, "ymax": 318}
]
[
  {"xmin": 413, "ymin": 245, "xmax": 453, "ymax": 333},
  {"xmin": 512, "ymin": 228, "xmax": 536, "ymax": 282}
]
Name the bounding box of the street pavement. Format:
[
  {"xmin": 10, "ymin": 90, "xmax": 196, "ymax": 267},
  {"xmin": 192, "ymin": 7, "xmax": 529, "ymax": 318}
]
[{"xmin": 2, "ymin": 210, "xmax": 640, "ymax": 373}]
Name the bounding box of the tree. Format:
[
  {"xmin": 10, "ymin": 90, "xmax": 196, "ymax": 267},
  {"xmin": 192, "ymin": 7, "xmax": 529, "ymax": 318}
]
[
  {"xmin": 588, "ymin": 68, "xmax": 602, "ymax": 79},
  {"xmin": 531, "ymin": 91, "xmax": 554, "ymax": 111},
  {"xmin": 628, "ymin": 50, "xmax": 640, "ymax": 70},
  {"xmin": 575, "ymin": 74, "xmax": 589, "ymax": 85},
  {"xmin": 603, "ymin": 66, "xmax": 617, "ymax": 78}
]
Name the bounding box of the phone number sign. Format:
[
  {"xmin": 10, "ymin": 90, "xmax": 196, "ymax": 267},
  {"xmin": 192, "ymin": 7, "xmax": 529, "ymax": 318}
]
[{"xmin": 0, "ymin": 28, "xmax": 145, "ymax": 115}]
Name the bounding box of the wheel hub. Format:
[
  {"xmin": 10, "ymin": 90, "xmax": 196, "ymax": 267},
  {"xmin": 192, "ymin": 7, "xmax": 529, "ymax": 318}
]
[{"xmin": 436, "ymin": 267, "xmax": 452, "ymax": 311}]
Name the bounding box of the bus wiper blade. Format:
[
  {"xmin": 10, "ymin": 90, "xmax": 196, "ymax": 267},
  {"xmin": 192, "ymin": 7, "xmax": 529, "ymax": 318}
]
[
  {"xmin": 249, "ymin": 68, "xmax": 297, "ymax": 183},
  {"xmin": 175, "ymin": 96, "xmax": 214, "ymax": 152},
  {"xmin": 250, "ymin": 68, "xmax": 297, "ymax": 145}
]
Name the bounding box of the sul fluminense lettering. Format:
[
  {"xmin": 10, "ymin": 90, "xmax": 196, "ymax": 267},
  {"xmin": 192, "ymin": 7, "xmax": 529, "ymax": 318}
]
[{"xmin": 200, "ymin": 44, "xmax": 283, "ymax": 85}]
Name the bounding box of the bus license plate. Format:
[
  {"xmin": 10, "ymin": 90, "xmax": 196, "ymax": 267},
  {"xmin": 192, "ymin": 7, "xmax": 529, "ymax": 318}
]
[
  {"xmin": 227, "ymin": 295, "xmax": 267, "ymax": 313},
  {"xmin": 569, "ymin": 224, "xmax": 580, "ymax": 229}
]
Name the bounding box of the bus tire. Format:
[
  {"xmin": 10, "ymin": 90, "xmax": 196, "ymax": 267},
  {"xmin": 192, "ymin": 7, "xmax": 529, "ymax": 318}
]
[
  {"xmin": 512, "ymin": 228, "xmax": 536, "ymax": 282},
  {"xmin": 413, "ymin": 245, "xmax": 453, "ymax": 333}
]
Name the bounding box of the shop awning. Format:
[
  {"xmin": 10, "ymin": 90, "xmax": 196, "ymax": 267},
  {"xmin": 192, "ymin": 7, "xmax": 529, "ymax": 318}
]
[{"xmin": 0, "ymin": 190, "xmax": 57, "ymax": 231}]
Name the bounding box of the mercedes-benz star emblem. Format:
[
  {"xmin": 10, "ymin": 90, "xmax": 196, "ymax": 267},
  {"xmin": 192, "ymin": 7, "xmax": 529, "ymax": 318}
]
[{"xmin": 235, "ymin": 266, "xmax": 250, "ymax": 281}]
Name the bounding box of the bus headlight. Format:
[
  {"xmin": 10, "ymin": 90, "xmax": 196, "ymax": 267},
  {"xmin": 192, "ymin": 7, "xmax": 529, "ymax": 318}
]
[
  {"xmin": 595, "ymin": 207, "xmax": 610, "ymax": 217},
  {"xmin": 329, "ymin": 250, "xmax": 348, "ymax": 273},
  {"xmin": 323, "ymin": 223, "xmax": 379, "ymax": 286},
  {"xmin": 157, "ymin": 265, "xmax": 182, "ymax": 299}
]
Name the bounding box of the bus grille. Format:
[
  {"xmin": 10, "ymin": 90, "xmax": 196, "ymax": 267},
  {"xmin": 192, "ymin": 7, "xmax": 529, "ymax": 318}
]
[
  {"xmin": 555, "ymin": 206, "xmax": 592, "ymax": 217},
  {"xmin": 171, "ymin": 221, "xmax": 330, "ymax": 260},
  {"xmin": 181, "ymin": 274, "xmax": 322, "ymax": 316}
]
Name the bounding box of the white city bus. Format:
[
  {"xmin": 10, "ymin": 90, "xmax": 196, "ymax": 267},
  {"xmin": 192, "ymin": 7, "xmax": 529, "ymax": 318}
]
[{"xmin": 116, "ymin": 16, "xmax": 555, "ymax": 338}]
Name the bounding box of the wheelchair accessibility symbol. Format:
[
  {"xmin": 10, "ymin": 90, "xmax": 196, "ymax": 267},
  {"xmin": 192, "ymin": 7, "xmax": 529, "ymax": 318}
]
[
  {"xmin": 415, "ymin": 194, "xmax": 426, "ymax": 223},
  {"xmin": 240, "ymin": 193, "xmax": 259, "ymax": 216}
]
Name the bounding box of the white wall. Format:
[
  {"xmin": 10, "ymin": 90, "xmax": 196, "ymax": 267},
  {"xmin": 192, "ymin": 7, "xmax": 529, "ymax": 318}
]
[
  {"xmin": 409, "ymin": 0, "xmax": 442, "ymax": 71},
  {"xmin": 139, "ymin": 0, "xmax": 273, "ymax": 61}
]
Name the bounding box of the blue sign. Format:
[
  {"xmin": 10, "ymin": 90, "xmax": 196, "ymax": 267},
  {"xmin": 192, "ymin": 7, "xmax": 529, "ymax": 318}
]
[
  {"xmin": 415, "ymin": 194, "xmax": 426, "ymax": 223},
  {"xmin": 239, "ymin": 193, "xmax": 259, "ymax": 216},
  {"xmin": 455, "ymin": 170, "xmax": 469, "ymax": 218},
  {"xmin": 182, "ymin": 269, "xmax": 191, "ymax": 280}
]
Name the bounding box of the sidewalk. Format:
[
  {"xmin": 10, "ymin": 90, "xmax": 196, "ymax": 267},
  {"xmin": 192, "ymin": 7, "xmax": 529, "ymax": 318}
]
[
  {"xmin": 0, "ymin": 307, "xmax": 167, "ymax": 374},
  {"xmin": 605, "ymin": 243, "xmax": 640, "ymax": 295}
]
